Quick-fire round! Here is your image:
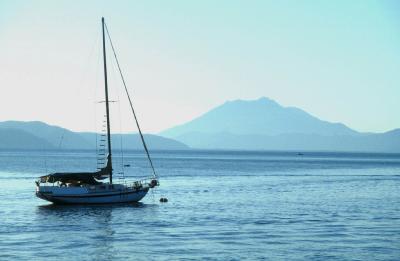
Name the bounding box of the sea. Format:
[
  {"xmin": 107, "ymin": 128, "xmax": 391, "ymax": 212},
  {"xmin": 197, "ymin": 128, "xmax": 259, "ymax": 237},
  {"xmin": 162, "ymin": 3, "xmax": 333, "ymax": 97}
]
[{"xmin": 0, "ymin": 149, "xmax": 399, "ymax": 260}]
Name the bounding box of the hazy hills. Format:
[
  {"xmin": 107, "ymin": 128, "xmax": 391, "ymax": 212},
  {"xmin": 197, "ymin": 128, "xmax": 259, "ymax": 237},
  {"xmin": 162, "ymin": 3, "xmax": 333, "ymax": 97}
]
[
  {"xmin": 2, "ymin": 98, "xmax": 399, "ymax": 152},
  {"xmin": 160, "ymin": 97, "xmax": 400, "ymax": 152},
  {"xmin": 0, "ymin": 121, "xmax": 188, "ymax": 150},
  {"xmin": 0, "ymin": 128, "xmax": 54, "ymax": 150},
  {"xmin": 162, "ymin": 97, "xmax": 357, "ymax": 137}
]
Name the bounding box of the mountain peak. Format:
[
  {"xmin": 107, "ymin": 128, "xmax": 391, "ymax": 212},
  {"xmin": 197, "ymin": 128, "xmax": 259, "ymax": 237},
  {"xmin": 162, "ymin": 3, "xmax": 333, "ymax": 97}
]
[
  {"xmin": 161, "ymin": 97, "xmax": 358, "ymax": 138},
  {"xmin": 228, "ymin": 97, "xmax": 279, "ymax": 105},
  {"xmin": 256, "ymin": 97, "xmax": 281, "ymax": 107},
  {"xmin": 257, "ymin": 96, "xmax": 276, "ymax": 102}
]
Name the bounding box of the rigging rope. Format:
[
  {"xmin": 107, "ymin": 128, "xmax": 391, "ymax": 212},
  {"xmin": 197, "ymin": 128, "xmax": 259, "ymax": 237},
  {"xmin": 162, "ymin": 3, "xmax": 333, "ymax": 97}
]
[
  {"xmin": 109, "ymin": 55, "xmax": 126, "ymax": 180},
  {"xmin": 104, "ymin": 23, "xmax": 157, "ymax": 179}
]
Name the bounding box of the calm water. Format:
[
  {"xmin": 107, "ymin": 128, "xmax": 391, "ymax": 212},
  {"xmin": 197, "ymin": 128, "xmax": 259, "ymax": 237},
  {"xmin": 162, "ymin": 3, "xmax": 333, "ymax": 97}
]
[{"xmin": 0, "ymin": 150, "xmax": 399, "ymax": 260}]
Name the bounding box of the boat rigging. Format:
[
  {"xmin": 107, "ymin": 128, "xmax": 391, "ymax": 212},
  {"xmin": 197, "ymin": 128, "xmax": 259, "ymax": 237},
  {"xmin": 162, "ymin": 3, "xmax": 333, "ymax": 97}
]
[{"xmin": 35, "ymin": 17, "xmax": 159, "ymax": 204}]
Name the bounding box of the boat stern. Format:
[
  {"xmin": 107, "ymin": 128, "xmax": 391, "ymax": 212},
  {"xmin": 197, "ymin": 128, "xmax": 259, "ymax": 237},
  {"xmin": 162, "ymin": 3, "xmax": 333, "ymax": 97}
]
[{"xmin": 35, "ymin": 184, "xmax": 53, "ymax": 202}]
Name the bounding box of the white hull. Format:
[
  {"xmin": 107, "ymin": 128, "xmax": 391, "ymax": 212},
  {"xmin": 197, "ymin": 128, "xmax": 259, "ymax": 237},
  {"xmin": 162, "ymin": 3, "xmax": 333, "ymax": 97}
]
[{"xmin": 36, "ymin": 184, "xmax": 149, "ymax": 204}]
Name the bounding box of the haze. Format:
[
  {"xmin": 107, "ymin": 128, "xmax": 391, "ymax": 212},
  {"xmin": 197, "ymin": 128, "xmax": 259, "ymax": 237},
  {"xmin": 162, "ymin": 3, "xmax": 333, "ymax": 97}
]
[{"xmin": 1, "ymin": 0, "xmax": 399, "ymax": 133}]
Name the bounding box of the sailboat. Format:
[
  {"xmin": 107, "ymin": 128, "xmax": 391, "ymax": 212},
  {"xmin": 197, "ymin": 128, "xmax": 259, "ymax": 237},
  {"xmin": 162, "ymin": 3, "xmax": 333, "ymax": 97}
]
[{"xmin": 35, "ymin": 18, "xmax": 159, "ymax": 204}]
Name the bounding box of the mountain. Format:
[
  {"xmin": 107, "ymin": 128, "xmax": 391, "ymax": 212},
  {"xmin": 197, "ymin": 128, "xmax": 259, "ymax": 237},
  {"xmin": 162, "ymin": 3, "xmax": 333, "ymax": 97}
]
[
  {"xmin": 0, "ymin": 128, "xmax": 55, "ymax": 150},
  {"xmin": 160, "ymin": 97, "xmax": 400, "ymax": 152},
  {"xmin": 162, "ymin": 97, "xmax": 357, "ymax": 137},
  {"xmin": 0, "ymin": 121, "xmax": 189, "ymax": 150},
  {"xmin": 168, "ymin": 131, "xmax": 400, "ymax": 152},
  {"xmin": 79, "ymin": 133, "xmax": 190, "ymax": 150},
  {"xmin": 0, "ymin": 121, "xmax": 92, "ymax": 149}
]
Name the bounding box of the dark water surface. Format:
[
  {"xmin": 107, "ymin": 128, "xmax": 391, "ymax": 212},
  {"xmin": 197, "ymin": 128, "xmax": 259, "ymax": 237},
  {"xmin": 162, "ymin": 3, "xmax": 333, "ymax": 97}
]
[{"xmin": 0, "ymin": 150, "xmax": 399, "ymax": 260}]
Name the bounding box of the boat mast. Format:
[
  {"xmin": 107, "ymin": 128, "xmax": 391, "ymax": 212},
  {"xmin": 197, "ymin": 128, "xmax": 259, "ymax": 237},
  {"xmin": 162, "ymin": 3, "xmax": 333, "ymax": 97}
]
[{"xmin": 102, "ymin": 17, "xmax": 113, "ymax": 184}]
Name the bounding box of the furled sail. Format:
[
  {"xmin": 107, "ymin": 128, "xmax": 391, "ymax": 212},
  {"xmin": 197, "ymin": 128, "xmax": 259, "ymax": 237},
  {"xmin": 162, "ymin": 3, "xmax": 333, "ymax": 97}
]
[{"xmin": 40, "ymin": 155, "xmax": 112, "ymax": 185}]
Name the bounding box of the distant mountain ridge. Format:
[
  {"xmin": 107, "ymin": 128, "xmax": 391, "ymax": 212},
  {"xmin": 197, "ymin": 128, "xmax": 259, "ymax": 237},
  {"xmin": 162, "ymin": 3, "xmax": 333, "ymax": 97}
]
[
  {"xmin": 162, "ymin": 97, "xmax": 358, "ymax": 137},
  {"xmin": 2, "ymin": 98, "xmax": 399, "ymax": 152},
  {"xmin": 160, "ymin": 97, "xmax": 400, "ymax": 152},
  {"xmin": 0, "ymin": 128, "xmax": 54, "ymax": 150},
  {"xmin": 0, "ymin": 121, "xmax": 188, "ymax": 150}
]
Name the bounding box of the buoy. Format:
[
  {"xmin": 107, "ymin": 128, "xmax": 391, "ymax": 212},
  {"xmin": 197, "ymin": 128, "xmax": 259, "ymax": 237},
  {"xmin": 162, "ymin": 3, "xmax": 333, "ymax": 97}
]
[{"xmin": 160, "ymin": 197, "xmax": 168, "ymax": 203}]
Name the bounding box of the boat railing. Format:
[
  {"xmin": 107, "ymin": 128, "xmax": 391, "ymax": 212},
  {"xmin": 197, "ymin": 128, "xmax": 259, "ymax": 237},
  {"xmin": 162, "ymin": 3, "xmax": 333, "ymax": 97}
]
[
  {"xmin": 129, "ymin": 176, "xmax": 159, "ymax": 190},
  {"xmin": 36, "ymin": 176, "xmax": 159, "ymax": 191}
]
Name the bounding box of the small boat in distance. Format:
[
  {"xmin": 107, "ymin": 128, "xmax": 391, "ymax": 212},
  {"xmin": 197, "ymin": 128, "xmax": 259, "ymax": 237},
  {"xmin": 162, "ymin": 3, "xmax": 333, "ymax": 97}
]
[{"xmin": 36, "ymin": 18, "xmax": 159, "ymax": 204}]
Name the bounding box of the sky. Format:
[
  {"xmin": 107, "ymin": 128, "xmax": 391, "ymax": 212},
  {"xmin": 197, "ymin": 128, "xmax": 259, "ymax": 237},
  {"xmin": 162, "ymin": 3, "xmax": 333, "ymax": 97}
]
[{"xmin": 1, "ymin": 0, "xmax": 399, "ymax": 134}]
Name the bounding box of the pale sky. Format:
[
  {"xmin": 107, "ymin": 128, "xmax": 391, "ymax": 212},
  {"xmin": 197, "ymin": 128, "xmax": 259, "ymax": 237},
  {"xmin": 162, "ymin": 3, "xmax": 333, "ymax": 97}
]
[{"xmin": 1, "ymin": 0, "xmax": 399, "ymax": 133}]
